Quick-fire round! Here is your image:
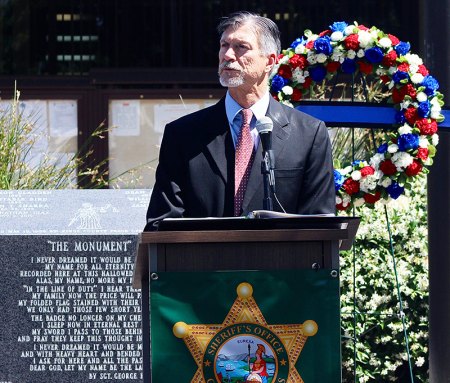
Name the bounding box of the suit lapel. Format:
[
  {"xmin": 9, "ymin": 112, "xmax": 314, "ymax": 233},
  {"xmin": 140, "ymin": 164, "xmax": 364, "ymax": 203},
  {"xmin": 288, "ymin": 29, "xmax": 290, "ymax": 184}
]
[
  {"xmin": 242, "ymin": 98, "xmax": 290, "ymax": 211},
  {"xmin": 204, "ymin": 98, "xmax": 231, "ymax": 183}
]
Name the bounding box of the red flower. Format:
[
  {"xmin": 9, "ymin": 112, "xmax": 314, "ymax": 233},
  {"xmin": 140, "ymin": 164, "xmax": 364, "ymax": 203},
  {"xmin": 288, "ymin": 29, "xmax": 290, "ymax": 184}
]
[
  {"xmin": 291, "ymin": 88, "xmax": 302, "ymax": 102},
  {"xmin": 319, "ymin": 29, "xmax": 331, "ymax": 37},
  {"xmin": 303, "ymin": 77, "xmax": 312, "ymax": 89},
  {"xmin": 393, "ymin": 84, "xmax": 417, "ymax": 104},
  {"xmin": 360, "ymin": 166, "xmax": 375, "ymax": 176},
  {"xmin": 417, "ymin": 64, "xmax": 429, "ymax": 76},
  {"xmin": 326, "ymin": 61, "xmax": 340, "ymax": 72},
  {"xmin": 278, "ymin": 65, "xmax": 292, "ymax": 79},
  {"xmin": 336, "ymin": 201, "xmax": 350, "ymax": 211},
  {"xmin": 405, "ymin": 160, "xmax": 423, "ymax": 177},
  {"xmin": 392, "ymin": 86, "xmax": 407, "ymax": 104},
  {"xmin": 397, "ymin": 62, "xmax": 410, "ymax": 73},
  {"xmin": 305, "ymin": 40, "xmax": 315, "ymax": 49},
  {"xmin": 381, "ymin": 50, "xmax": 398, "ymax": 67},
  {"xmin": 379, "ymin": 160, "xmax": 397, "ymax": 175},
  {"xmin": 344, "ymin": 34, "xmax": 359, "ymax": 50},
  {"xmin": 417, "ymin": 147, "xmax": 429, "ymax": 160},
  {"xmin": 289, "ymin": 55, "xmax": 307, "ymax": 69},
  {"xmin": 388, "ymin": 34, "xmax": 400, "ymax": 46},
  {"xmin": 363, "ymin": 192, "xmax": 381, "ymax": 204},
  {"xmin": 416, "ymin": 118, "xmax": 438, "ymax": 135},
  {"xmin": 380, "ymin": 75, "xmax": 390, "ymax": 83},
  {"xmin": 405, "ymin": 84, "xmax": 417, "ymax": 99},
  {"xmin": 358, "ymin": 61, "xmax": 373, "ymax": 75},
  {"xmin": 404, "ymin": 107, "xmax": 419, "ymax": 125},
  {"xmin": 343, "ymin": 178, "xmax": 360, "ymax": 195},
  {"xmin": 358, "ymin": 25, "xmax": 369, "ymax": 31}
]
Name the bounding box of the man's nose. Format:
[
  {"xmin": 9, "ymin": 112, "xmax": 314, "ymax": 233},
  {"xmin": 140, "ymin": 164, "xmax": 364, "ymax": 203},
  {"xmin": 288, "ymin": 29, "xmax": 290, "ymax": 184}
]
[{"xmin": 223, "ymin": 47, "xmax": 236, "ymax": 61}]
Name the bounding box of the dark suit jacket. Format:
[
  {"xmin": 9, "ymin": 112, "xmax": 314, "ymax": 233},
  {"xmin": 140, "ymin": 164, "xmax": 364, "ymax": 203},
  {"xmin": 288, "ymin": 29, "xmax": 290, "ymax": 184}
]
[{"xmin": 144, "ymin": 97, "xmax": 335, "ymax": 231}]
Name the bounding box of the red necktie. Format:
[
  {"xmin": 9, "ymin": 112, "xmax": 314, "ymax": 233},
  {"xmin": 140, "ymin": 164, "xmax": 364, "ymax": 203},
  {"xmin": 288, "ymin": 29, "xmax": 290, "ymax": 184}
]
[{"xmin": 234, "ymin": 108, "xmax": 254, "ymax": 216}]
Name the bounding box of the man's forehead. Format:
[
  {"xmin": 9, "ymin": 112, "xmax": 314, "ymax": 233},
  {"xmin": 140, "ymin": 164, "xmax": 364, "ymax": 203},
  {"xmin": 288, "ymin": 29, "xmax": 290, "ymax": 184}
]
[{"xmin": 220, "ymin": 24, "xmax": 258, "ymax": 42}]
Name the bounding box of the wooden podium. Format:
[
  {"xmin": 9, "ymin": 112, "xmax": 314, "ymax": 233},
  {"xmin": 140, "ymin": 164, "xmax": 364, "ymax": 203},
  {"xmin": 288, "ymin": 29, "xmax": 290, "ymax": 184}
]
[{"xmin": 133, "ymin": 215, "xmax": 359, "ymax": 383}]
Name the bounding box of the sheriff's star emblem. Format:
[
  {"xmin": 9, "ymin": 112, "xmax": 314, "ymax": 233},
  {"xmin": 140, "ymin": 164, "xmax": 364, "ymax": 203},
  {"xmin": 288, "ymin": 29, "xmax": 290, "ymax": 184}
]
[{"xmin": 173, "ymin": 282, "xmax": 318, "ymax": 383}]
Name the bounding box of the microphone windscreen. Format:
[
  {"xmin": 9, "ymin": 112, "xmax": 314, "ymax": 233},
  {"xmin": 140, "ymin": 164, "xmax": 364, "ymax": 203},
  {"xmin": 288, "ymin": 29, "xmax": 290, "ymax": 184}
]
[{"xmin": 255, "ymin": 116, "xmax": 273, "ymax": 134}]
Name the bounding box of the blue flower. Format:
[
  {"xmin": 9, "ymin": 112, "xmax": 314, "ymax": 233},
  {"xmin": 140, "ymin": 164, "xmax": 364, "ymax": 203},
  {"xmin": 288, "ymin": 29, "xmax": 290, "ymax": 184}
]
[
  {"xmin": 397, "ymin": 133, "xmax": 419, "ymax": 151},
  {"xmin": 365, "ymin": 47, "xmax": 384, "ymax": 63},
  {"xmin": 395, "ymin": 41, "xmax": 411, "ymax": 56},
  {"xmin": 395, "ymin": 110, "xmax": 406, "ymax": 124},
  {"xmin": 341, "ymin": 58, "xmax": 357, "ymax": 74},
  {"xmin": 421, "ymin": 75, "xmax": 440, "ymax": 96},
  {"xmin": 392, "ymin": 70, "xmax": 409, "ymax": 84},
  {"xmin": 271, "ymin": 75, "xmax": 288, "ymax": 93},
  {"xmin": 309, "ymin": 65, "xmax": 327, "ymax": 82},
  {"xmin": 417, "ymin": 101, "xmax": 431, "ymax": 118},
  {"xmin": 314, "ymin": 36, "xmax": 333, "ymax": 55},
  {"xmin": 330, "ymin": 21, "xmax": 348, "ymax": 32},
  {"xmin": 334, "ymin": 170, "xmax": 345, "ymax": 192},
  {"xmin": 290, "ymin": 37, "xmax": 306, "ymax": 49},
  {"xmin": 377, "ymin": 143, "xmax": 388, "ymax": 154},
  {"xmin": 386, "ymin": 182, "xmax": 404, "ymax": 199}
]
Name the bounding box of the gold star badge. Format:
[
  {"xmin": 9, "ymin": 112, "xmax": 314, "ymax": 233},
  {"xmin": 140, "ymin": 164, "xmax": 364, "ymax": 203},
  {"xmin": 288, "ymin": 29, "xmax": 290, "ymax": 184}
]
[{"xmin": 173, "ymin": 282, "xmax": 318, "ymax": 383}]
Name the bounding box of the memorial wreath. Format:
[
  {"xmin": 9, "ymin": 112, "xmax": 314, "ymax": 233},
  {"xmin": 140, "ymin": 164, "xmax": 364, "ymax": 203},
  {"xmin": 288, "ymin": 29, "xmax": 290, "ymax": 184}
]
[{"xmin": 269, "ymin": 21, "xmax": 445, "ymax": 211}]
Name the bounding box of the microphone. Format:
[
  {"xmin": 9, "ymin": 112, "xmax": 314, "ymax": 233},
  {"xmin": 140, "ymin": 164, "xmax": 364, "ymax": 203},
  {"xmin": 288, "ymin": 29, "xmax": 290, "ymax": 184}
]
[
  {"xmin": 255, "ymin": 116, "xmax": 273, "ymax": 158},
  {"xmin": 255, "ymin": 116, "xmax": 276, "ymax": 210}
]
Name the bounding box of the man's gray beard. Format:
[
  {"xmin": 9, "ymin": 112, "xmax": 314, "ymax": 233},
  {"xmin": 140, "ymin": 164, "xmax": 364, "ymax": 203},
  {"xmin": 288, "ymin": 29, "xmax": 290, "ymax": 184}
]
[{"xmin": 219, "ymin": 72, "xmax": 244, "ymax": 87}]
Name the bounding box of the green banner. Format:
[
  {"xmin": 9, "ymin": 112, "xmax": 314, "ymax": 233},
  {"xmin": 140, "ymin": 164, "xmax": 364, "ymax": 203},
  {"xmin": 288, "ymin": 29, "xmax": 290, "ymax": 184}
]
[{"xmin": 150, "ymin": 270, "xmax": 340, "ymax": 383}]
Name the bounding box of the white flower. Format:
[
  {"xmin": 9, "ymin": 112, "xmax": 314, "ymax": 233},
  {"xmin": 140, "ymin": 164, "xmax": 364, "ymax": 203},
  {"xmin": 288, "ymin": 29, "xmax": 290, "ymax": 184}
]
[
  {"xmin": 278, "ymin": 55, "xmax": 289, "ymax": 65},
  {"xmin": 379, "ymin": 177, "xmax": 393, "ymax": 188},
  {"xmin": 346, "ymin": 50, "xmax": 356, "ymax": 59},
  {"xmin": 370, "ymin": 153, "xmax": 385, "ymax": 169},
  {"xmin": 351, "ymin": 170, "xmax": 362, "ymax": 181},
  {"xmin": 294, "ymin": 44, "xmax": 307, "ymax": 55},
  {"xmin": 392, "ymin": 152, "xmax": 414, "ymax": 170},
  {"xmin": 316, "ymin": 53, "xmax": 327, "ymax": 63},
  {"xmin": 358, "ymin": 31, "xmax": 372, "ymax": 48},
  {"xmin": 331, "ymin": 31, "xmax": 343, "ymax": 41},
  {"xmin": 360, "ymin": 174, "xmax": 378, "ymax": 192},
  {"xmin": 416, "ymin": 92, "xmax": 428, "ymax": 102},
  {"xmin": 430, "ymin": 110, "xmax": 442, "ymax": 119},
  {"xmin": 415, "ymin": 357, "xmax": 425, "ymax": 367},
  {"xmin": 398, "ymin": 124, "xmax": 412, "ymax": 135},
  {"xmin": 344, "ymin": 25, "xmax": 356, "ymax": 36},
  {"xmin": 389, "ymin": 67, "xmax": 399, "ymax": 76},
  {"xmin": 418, "ymin": 136, "xmax": 429, "ymax": 148},
  {"xmin": 340, "ymin": 165, "xmax": 353, "ymax": 175},
  {"xmin": 411, "ymin": 73, "xmax": 425, "ymax": 84},
  {"xmin": 378, "ymin": 37, "xmax": 392, "ymax": 48},
  {"xmin": 409, "ymin": 63, "xmax": 419, "ymax": 74},
  {"xmin": 405, "ymin": 53, "xmax": 423, "ymax": 66},
  {"xmin": 292, "ymin": 68, "xmax": 306, "ymax": 83},
  {"xmin": 388, "ymin": 144, "xmax": 399, "ymax": 153},
  {"xmin": 336, "ymin": 196, "xmax": 342, "ymax": 204},
  {"xmin": 307, "ymin": 52, "xmax": 317, "ymax": 64},
  {"xmin": 342, "ymin": 193, "xmax": 351, "ymax": 204},
  {"xmin": 432, "ymin": 133, "xmax": 439, "ymax": 146},
  {"xmin": 400, "ymin": 100, "xmax": 411, "ymax": 110},
  {"xmin": 281, "ymin": 85, "xmax": 293, "ymax": 95},
  {"xmin": 357, "ymin": 49, "xmax": 365, "ymax": 58}
]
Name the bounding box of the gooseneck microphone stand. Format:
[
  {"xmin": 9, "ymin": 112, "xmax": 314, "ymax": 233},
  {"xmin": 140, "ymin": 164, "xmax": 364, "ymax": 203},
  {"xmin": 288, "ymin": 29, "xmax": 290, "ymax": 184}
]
[{"xmin": 261, "ymin": 150, "xmax": 275, "ymax": 211}]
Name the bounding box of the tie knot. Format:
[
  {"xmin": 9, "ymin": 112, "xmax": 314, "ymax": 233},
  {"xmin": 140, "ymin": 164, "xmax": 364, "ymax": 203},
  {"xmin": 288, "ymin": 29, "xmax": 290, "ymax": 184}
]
[{"xmin": 241, "ymin": 108, "xmax": 253, "ymax": 126}]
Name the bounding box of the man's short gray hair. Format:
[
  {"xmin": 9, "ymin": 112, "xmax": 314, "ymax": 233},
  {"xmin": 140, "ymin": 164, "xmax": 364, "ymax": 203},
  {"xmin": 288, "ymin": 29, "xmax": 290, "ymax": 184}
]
[{"xmin": 217, "ymin": 11, "xmax": 281, "ymax": 57}]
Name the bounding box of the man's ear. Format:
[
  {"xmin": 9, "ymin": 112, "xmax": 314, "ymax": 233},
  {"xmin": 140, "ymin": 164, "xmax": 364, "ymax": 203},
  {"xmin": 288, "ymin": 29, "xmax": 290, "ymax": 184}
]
[{"xmin": 265, "ymin": 53, "xmax": 277, "ymax": 73}]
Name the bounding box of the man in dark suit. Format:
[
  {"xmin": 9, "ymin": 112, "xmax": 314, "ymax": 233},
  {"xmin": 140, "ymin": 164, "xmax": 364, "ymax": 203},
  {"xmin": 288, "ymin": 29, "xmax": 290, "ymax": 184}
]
[{"xmin": 144, "ymin": 11, "xmax": 335, "ymax": 231}]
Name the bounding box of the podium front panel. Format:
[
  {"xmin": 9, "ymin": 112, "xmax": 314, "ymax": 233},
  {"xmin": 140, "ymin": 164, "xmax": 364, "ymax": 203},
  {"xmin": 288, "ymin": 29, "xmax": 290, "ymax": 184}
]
[{"xmin": 150, "ymin": 270, "xmax": 341, "ymax": 382}]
